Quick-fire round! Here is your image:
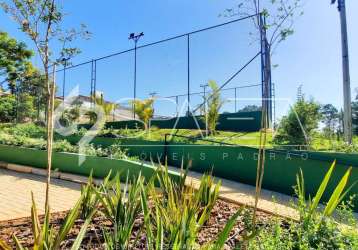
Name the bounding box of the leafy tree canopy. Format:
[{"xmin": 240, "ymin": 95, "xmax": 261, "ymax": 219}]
[{"xmin": 0, "ymin": 30, "xmax": 33, "ymax": 93}]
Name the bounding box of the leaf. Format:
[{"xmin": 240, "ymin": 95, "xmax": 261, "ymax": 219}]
[
  {"xmin": 12, "ymin": 235, "xmax": 25, "ymax": 250},
  {"xmin": 323, "ymin": 167, "xmax": 354, "ymax": 216},
  {"xmin": 70, "ymin": 209, "xmax": 95, "ymax": 250},
  {"xmin": 0, "ymin": 239, "xmax": 12, "ymax": 250},
  {"xmin": 207, "ymin": 211, "xmax": 241, "ymax": 249},
  {"xmin": 30, "ymin": 192, "xmax": 40, "ymax": 241},
  {"xmin": 310, "ymin": 160, "xmax": 336, "ymax": 214},
  {"xmin": 53, "ymin": 193, "xmax": 83, "ymax": 249}
]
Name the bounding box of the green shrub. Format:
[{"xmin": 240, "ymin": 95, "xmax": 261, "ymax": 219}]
[
  {"xmin": 247, "ymin": 162, "xmax": 358, "ymax": 250},
  {"xmin": 96, "ymin": 172, "xmax": 144, "ymax": 249},
  {"xmin": 273, "ymin": 97, "xmax": 321, "ymax": 147},
  {"xmin": 4, "ymin": 123, "xmax": 45, "ymax": 138},
  {"xmin": 0, "ymin": 95, "xmax": 16, "ymax": 122}
]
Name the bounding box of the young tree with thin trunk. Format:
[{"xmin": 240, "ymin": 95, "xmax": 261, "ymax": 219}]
[
  {"xmin": 1, "ymin": 0, "xmax": 90, "ymax": 212},
  {"xmin": 204, "ymin": 81, "xmax": 223, "ymax": 135}
]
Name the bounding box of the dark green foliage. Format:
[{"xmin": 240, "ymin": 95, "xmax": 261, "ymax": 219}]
[
  {"xmin": 320, "ymin": 104, "xmax": 339, "ymax": 137},
  {"xmin": 239, "ymin": 105, "xmax": 261, "ymax": 112},
  {"xmin": 351, "ymin": 90, "xmax": 358, "ymax": 135},
  {"xmin": 0, "ymin": 94, "xmax": 16, "ymax": 122}
]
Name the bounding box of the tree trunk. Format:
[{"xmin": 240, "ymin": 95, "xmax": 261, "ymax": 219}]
[{"xmin": 45, "ymin": 64, "xmax": 56, "ymax": 212}]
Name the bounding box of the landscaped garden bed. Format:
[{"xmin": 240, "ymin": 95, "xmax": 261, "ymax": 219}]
[{"xmin": 0, "ymin": 199, "xmax": 270, "ymax": 249}]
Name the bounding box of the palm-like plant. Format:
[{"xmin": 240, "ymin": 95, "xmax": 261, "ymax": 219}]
[
  {"xmin": 204, "ymin": 81, "xmax": 224, "ymax": 135},
  {"xmin": 131, "ymin": 98, "xmax": 154, "ymax": 130},
  {"xmin": 93, "ymin": 94, "xmax": 118, "ymax": 122},
  {"xmin": 142, "ymin": 163, "xmax": 227, "ymax": 250},
  {"xmin": 296, "ymin": 160, "xmax": 357, "ymax": 228},
  {"xmin": 96, "ymin": 172, "xmax": 144, "ymax": 250}
]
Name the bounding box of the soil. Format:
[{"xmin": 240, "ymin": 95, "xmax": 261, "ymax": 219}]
[{"xmin": 0, "ymin": 199, "xmax": 271, "ymax": 249}]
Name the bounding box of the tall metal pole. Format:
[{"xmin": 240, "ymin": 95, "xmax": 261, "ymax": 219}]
[
  {"xmin": 129, "ymin": 32, "xmax": 144, "ymax": 119},
  {"xmin": 333, "ymin": 0, "xmax": 352, "ymax": 143},
  {"xmin": 133, "ymin": 41, "xmax": 137, "ymax": 119},
  {"xmin": 187, "ymin": 34, "xmax": 191, "ymax": 116},
  {"xmin": 94, "ymin": 60, "xmax": 97, "ymax": 101},
  {"xmin": 90, "ymin": 59, "xmax": 94, "ymax": 104},
  {"xmin": 62, "ymin": 64, "xmax": 66, "ymax": 101},
  {"xmin": 200, "ymin": 83, "xmax": 208, "ymax": 115}
]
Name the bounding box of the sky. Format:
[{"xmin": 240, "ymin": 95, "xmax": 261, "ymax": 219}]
[{"xmin": 0, "ymin": 0, "xmax": 357, "ymax": 120}]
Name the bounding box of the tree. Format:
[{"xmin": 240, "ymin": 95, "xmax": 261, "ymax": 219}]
[
  {"xmin": 0, "ymin": 94, "xmax": 16, "ymax": 122},
  {"xmin": 131, "ymin": 98, "xmax": 154, "ymax": 130},
  {"xmin": 0, "ymin": 30, "xmax": 33, "ymax": 93},
  {"xmin": 204, "ymin": 81, "xmax": 224, "ymax": 135},
  {"xmin": 273, "ymin": 97, "xmax": 321, "ymax": 147},
  {"xmin": 220, "ymin": 0, "xmax": 303, "ymax": 58},
  {"xmin": 320, "ymin": 104, "xmax": 339, "ymax": 137},
  {"xmin": 1, "ymin": 0, "xmax": 90, "ymax": 212},
  {"xmin": 351, "ymin": 88, "xmax": 358, "ymax": 135}
]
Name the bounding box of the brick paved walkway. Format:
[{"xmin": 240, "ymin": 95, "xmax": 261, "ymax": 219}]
[{"xmin": 0, "ymin": 168, "xmax": 81, "ymax": 221}]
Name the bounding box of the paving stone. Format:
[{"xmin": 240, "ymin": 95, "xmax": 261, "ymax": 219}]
[{"xmin": 0, "ymin": 168, "xmax": 81, "ymax": 221}]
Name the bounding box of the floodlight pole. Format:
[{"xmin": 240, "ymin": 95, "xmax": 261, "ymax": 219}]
[
  {"xmin": 129, "ymin": 32, "xmax": 144, "ymax": 119},
  {"xmin": 61, "ymin": 58, "xmax": 69, "ymax": 102},
  {"xmin": 332, "ymin": 0, "xmax": 352, "ymax": 144},
  {"xmin": 200, "ymin": 83, "xmax": 209, "ymax": 115},
  {"xmin": 187, "ymin": 34, "xmax": 191, "ymax": 116}
]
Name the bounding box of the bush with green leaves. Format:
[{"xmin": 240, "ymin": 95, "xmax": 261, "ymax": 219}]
[
  {"xmin": 273, "ymin": 96, "xmax": 321, "ymax": 147},
  {"xmin": 0, "ymin": 130, "xmax": 135, "ymax": 160},
  {"xmin": 247, "ymin": 161, "xmax": 358, "ymax": 250},
  {"xmin": 0, "ymin": 95, "xmax": 16, "ymax": 122},
  {"xmin": 3, "ymin": 123, "xmax": 46, "ymax": 138}
]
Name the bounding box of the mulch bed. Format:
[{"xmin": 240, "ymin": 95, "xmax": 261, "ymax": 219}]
[{"xmin": 0, "ymin": 199, "xmax": 272, "ymax": 249}]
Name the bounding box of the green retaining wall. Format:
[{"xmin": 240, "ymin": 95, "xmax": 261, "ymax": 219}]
[
  {"xmin": 164, "ymin": 144, "xmax": 358, "ymax": 210},
  {"xmin": 0, "ymin": 144, "xmax": 180, "ymax": 183},
  {"xmin": 53, "ymin": 135, "xmax": 358, "ymax": 210},
  {"xmin": 79, "ymin": 111, "xmax": 261, "ymax": 132}
]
